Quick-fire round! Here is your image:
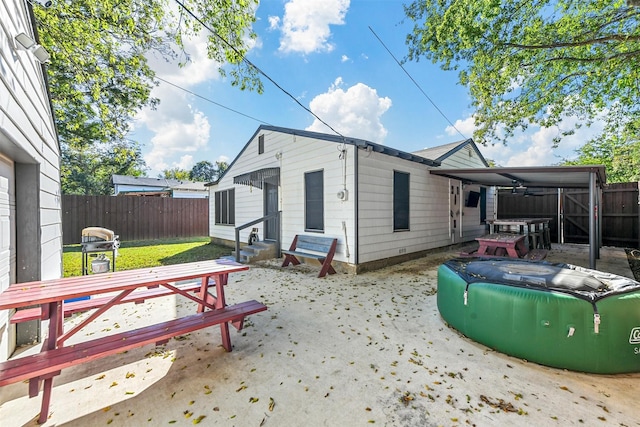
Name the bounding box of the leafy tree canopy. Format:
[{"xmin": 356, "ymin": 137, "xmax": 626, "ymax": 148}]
[
  {"xmin": 62, "ymin": 141, "xmax": 146, "ymax": 195},
  {"xmin": 33, "ymin": 0, "xmax": 260, "ymax": 194},
  {"xmin": 404, "ymin": 1, "xmax": 640, "ymax": 150},
  {"xmin": 189, "ymin": 160, "xmax": 228, "ymax": 182},
  {"xmin": 563, "ymin": 131, "xmax": 640, "ymax": 183},
  {"xmin": 160, "ymin": 167, "xmax": 190, "ymax": 181}
]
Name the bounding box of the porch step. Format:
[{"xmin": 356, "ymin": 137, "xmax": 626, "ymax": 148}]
[{"xmin": 232, "ymin": 241, "xmax": 277, "ymax": 263}]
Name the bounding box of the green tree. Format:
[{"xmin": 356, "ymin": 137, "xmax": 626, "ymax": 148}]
[
  {"xmin": 32, "ymin": 0, "xmax": 260, "ymax": 194},
  {"xmin": 190, "ymin": 160, "xmax": 228, "ymax": 182},
  {"xmin": 214, "ymin": 160, "xmax": 229, "ymax": 180},
  {"xmin": 563, "ymin": 135, "xmax": 640, "ymax": 183},
  {"xmin": 160, "ymin": 168, "xmax": 190, "ymax": 181},
  {"xmin": 189, "ymin": 160, "xmax": 215, "ymax": 182},
  {"xmin": 62, "ymin": 141, "xmax": 146, "ymax": 195},
  {"xmin": 404, "ymin": 1, "xmax": 640, "ymax": 148}
]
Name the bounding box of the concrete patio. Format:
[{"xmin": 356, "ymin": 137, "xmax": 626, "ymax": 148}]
[{"xmin": 1, "ymin": 244, "xmax": 638, "ymax": 426}]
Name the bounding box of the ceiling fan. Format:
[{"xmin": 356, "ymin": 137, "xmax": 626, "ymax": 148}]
[
  {"xmin": 510, "ymin": 181, "xmax": 544, "ymax": 197},
  {"xmin": 511, "ymin": 186, "xmax": 544, "ymax": 197}
]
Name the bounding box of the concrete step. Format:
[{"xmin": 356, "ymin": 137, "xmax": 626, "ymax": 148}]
[{"xmin": 232, "ymin": 240, "xmax": 278, "ymax": 263}]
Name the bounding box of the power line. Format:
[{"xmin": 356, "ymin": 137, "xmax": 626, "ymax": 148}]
[
  {"xmin": 173, "ymin": 0, "xmax": 345, "ymax": 138},
  {"xmin": 156, "ymin": 76, "xmax": 272, "ymax": 125},
  {"xmin": 368, "ymin": 26, "xmax": 468, "ymax": 140}
]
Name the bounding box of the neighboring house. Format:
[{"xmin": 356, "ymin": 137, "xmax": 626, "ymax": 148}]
[
  {"xmin": 111, "ymin": 175, "xmax": 208, "ymax": 198},
  {"xmin": 208, "ymin": 125, "xmax": 495, "ymax": 273},
  {"xmin": 1, "ymin": 0, "xmax": 62, "ymax": 359},
  {"xmin": 170, "ymin": 181, "xmax": 210, "ymax": 199}
]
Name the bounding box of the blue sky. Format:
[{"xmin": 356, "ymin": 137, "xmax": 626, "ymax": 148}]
[{"xmin": 129, "ymin": 0, "xmax": 599, "ymax": 177}]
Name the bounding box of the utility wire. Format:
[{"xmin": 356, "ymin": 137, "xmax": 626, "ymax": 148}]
[
  {"xmin": 156, "ymin": 76, "xmax": 272, "ymax": 125},
  {"xmin": 173, "ymin": 0, "xmax": 345, "ymax": 138},
  {"xmin": 369, "ymin": 26, "xmax": 467, "ymax": 140}
]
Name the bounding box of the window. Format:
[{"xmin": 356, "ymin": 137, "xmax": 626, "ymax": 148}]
[
  {"xmin": 258, "ymin": 134, "xmax": 264, "ymax": 154},
  {"xmin": 393, "ymin": 171, "xmax": 409, "ymax": 231},
  {"xmin": 305, "ymin": 170, "xmax": 324, "ymax": 231},
  {"xmin": 215, "ymin": 189, "xmax": 235, "ymax": 225}
]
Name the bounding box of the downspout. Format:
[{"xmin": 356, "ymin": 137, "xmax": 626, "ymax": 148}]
[{"xmin": 354, "ymin": 144, "xmax": 359, "ymax": 265}]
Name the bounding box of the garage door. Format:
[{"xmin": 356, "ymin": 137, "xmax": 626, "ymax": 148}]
[{"xmin": 0, "ymin": 154, "xmax": 15, "ymax": 327}]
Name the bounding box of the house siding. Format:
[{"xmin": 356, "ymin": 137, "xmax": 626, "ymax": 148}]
[
  {"xmin": 438, "ymin": 143, "xmax": 495, "ymax": 240},
  {"xmin": 210, "ymin": 130, "xmax": 355, "ymax": 264},
  {"xmin": 1, "ymin": 0, "xmax": 62, "ymax": 359},
  {"xmin": 358, "ymin": 151, "xmax": 451, "ymax": 263}
]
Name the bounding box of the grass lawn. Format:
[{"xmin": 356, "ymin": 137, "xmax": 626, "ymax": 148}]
[{"xmin": 63, "ymin": 237, "xmax": 232, "ymax": 278}]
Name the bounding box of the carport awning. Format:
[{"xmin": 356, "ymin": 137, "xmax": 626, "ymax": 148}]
[
  {"xmin": 429, "ymin": 164, "xmax": 607, "ymax": 270},
  {"xmin": 233, "ymin": 167, "xmax": 280, "ymax": 189},
  {"xmin": 429, "ymin": 165, "xmax": 606, "ymax": 188}
]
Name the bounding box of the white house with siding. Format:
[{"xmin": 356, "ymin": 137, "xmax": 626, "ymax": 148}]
[
  {"xmin": 208, "ymin": 125, "xmax": 494, "ymax": 273},
  {"xmin": 0, "ymin": 0, "xmax": 62, "ymax": 360}
]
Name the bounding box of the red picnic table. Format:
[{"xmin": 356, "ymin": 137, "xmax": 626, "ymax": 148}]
[
  {"xmin": 475, "ymin": 233, "xmax": 529, "ymax": 258},
  {"xmin": 0, "ymin": 259, "xmax": 266, "ymax": 424}
]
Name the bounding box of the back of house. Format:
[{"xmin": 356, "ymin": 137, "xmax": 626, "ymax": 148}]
[{"xmin": 208, "ymin": 125, "xmax": 494, "ymax": 273}]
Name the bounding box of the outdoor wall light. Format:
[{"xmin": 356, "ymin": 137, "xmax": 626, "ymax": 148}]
[
  {"xmin": 31, "ymin": 45, "xmax": 51, "ymax": 63},
  {"xmin": 14, "ymin": 32, "xmax": 51, "ymax": 64},
  {"xmin": 14, "ymin": 33, "xmax": 36, "ymax": 49}
]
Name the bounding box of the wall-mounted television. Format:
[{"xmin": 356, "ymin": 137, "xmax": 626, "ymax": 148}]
[{"xmin": 466, "ymin": 190, "xmax": 481, "ymax": 208}]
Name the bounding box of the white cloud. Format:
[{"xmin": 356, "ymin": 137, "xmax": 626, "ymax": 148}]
[
  {"xmin": 176, "ymin": 155, "xmax": 195, "ymax": 170},
  {"xmin": 141, "ymin": 107, "xmax": 211, "ymax": 174},
  {"xmin": 341, "ymin": 54, "xmax": 349, "ymax": 62},
  {"xmin": 277, "ymin": 0, "xmax": 350, "ymax": 54},
  {"xmin": 268, "ymin": 15, "xmax": 280, "ymax": 30},
  {"xmin": 445, "ymin": 116, "xmax": 475, "ymax": 139},
  {"xmin": 306, "ymin": 77, "xmax": 392, "ymax": 143},
  {"xmin": 134, "ymin": 29, "xmax": 241, "ymax": 176},
  {"xmin": 146, "ymin": 31, "xmax": 223, "ymax": 87},
  {"xmin": 445, "ymin": 114, "xmax": 603, "ymax": 167}
]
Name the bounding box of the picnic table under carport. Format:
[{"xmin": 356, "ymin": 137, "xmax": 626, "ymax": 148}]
[{"xmin": 429, "ymin": 165, "xmax": 606, "ymax": 269}]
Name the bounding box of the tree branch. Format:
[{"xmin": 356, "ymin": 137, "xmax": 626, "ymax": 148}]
[{"xmin": 502, "ymin": 34, "xmax": 640, "ymax": 50}]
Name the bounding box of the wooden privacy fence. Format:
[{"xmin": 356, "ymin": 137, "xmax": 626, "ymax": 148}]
[
  {"xmin": 497, "ymin": 182, "xmax": 639, "ymax": 248},
  {"xmin": 62, "ymin": 195, "xmax": 209, "ymax": 245}
]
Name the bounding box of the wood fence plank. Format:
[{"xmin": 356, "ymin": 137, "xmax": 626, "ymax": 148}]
[{"xmin": 61, "ymin": 196, "xmax": 208, "ymax": 244}]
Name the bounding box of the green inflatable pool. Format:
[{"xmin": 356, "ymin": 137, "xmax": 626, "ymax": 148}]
[{"xmin": 437, "ymin": 258, "xmax": 640, "ymax": 374}]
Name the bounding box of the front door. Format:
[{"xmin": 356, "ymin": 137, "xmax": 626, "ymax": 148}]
[{"xmin": 264, "ymin": 182, "xmax": 278, "ymax": 241}]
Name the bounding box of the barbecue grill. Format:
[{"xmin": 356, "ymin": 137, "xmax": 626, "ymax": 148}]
[{"xmin": 81, "ymin": 227, "xmax": 119, "ymax": 275}]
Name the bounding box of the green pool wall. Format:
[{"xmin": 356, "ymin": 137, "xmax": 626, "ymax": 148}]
[{"xmin": 437, "ymin": 264, "xmax": 640, "ymax": 374}]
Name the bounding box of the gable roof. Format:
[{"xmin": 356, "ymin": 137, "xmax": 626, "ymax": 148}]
[
  {"xmin": 208, "ymin": 125, "xmax": 443, "ymax": 185},
  {"xmin": 111, "ymin": 175, "xmax": 207, "ymax": 192},
  {"xmin": 111, "ymin": 175, "xmax": 183, "ymax": 188},
  {"xmin": 413, "ymin": 139, "xmax": 490, "ymax": 167}
]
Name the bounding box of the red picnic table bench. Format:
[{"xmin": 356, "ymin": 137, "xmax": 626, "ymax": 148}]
[{"xmin": 0, "ymin": 259, "xmax": 267, "ymax": 424}]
